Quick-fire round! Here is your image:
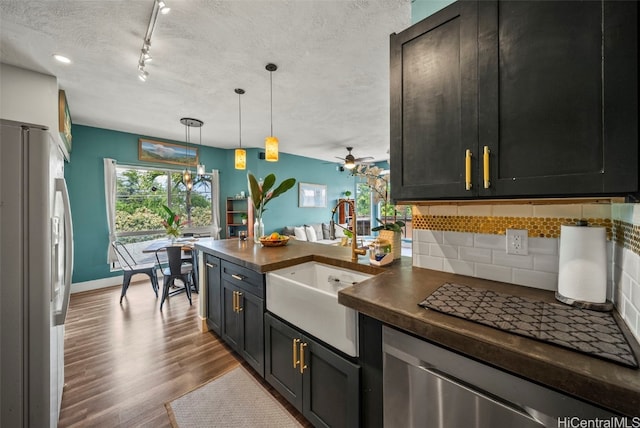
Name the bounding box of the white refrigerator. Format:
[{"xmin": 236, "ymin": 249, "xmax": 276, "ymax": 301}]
[{"xmin": 1, "ymin": 119, "xmax": 74, "ymax": 427}]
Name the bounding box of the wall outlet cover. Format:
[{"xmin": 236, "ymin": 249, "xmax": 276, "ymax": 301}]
[{"xmin": 506, "ymin": 229, "xmax": 529, "ymax": 255}]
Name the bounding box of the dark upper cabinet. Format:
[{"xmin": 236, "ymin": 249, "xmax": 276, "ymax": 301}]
[
  {"xmin": 390, "ymin": 1, "xmax": 479, "ymax": 200},
  {"xmin": 205, "ymin": 254, "xmax": 221, "ymax": 335},
  {"xmin": 391, "ymin": 0, "xmax": 638, "ymax": 201}
]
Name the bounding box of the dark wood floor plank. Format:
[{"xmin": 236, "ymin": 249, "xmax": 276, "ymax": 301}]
[{"xmin": 59, "ymin": 280, "xmax": 310, "ymax": 427}]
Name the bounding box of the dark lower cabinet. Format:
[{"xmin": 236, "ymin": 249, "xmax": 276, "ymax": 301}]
[
  {"xmin": 205, "ymin": 254, "xmax": 221, "ymax": 334},
  {"xmin": 265, "ymin": 313, "xmax": 360, "ymax": 428},
  {"xmin": 220, "ymin": 261, "xmax": 265, "ymax": 377}
]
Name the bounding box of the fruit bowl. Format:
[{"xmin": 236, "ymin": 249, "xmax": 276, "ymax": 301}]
[{"xmin": 259, "ymin": 235, "xmax": 290, "ymax": 247}]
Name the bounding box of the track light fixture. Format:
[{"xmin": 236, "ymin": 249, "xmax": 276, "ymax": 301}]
[{"xmin": 136, "ymin": 0, "xmax": 169, "ymax": 81}]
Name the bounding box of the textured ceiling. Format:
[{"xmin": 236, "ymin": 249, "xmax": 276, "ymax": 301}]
[{"xmin": 0, "ymin": 0, "xmax": 411, "ymax": 164}]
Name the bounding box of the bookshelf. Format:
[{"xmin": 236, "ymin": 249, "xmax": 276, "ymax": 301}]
[{"xmin": 225, "ymin": 197, "xmax": 253, "ymax": 238}]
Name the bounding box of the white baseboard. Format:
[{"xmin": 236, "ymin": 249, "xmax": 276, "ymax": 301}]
[{"xmin": 71, "ymin": 276, "xmax": 122, "ymax": 293}]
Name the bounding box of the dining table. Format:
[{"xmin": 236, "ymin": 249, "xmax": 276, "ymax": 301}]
[{"xmin": 142, "ymin": 238, "xmax": 199, "ymax": 293}]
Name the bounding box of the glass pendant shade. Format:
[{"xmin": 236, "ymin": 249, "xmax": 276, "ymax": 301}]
[
  {"xmin": 265, "ymin": 136, "xmax": 279, "ymax": 162},
  {"xmin": 235, "ymin": 148, "xmax": 246, "ymax": 170},
  {"xmin": 183, "ymin": 169, "xmax": 191, "ymax": 182},
  {"xmin": 197, "ymin": 163, "xmax": 205, "ymax": 176}
]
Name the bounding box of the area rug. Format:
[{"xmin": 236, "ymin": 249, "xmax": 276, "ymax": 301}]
[{"xmin": 166, "ymin": 366, "xmax": 303, "ymax": 428}]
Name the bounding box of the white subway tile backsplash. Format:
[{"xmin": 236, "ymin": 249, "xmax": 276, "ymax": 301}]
[
  {"xmin": 492, "ymin": 251, "xmax": 534, "ymax": 269},
  {"xmin": 413, "ymin": 229, "xmax": 443, "ymax": 244},
  {"xmin": 414, "ymin": 254, "xmax": 444, "ymax": 271},
  {"xmin": 429, "ymin": 205, "xmax": 458, "ymax": 216},
  {"xmin": 443, "ymin": 231, "xmax": 473, "ymax": 247},
  {"xmin": 491, "ymin": 204, "xmax": 534, "ymax": 217},
  {"xmin": 430, "ymin": 244, "xmax": 458, "ymax": 259},
  {"xmin": 612, "ymin": 203, "xmax": 635, "ymax": 222},
  {"xmin": 631, "ymin": 278, "xmax": 640, "ymax": 312},
  {"xmin": 413, "ymin": 241, "xmax": 431, "ymax": 255},
  {"xmin": 623, "ymin": 298, "xmax": 639, "ymax": 340},
  {"xmin": 533, "ymin": 254, "xmax": 560, "ymax": 273},
  {"xmin": 443, "ymin": 259, "xmax": 475, "ymax": 276},
  {"xmin": 475, "ymin": 263, "xmax": 512, "ymax": 283},
  {"xmin": 460, "ymin": 247, "xmax": 492, "ymax": 264},
  {"xmin": 533, "ymin": 204, "xmax": 582, "ymax": 218},
  {"xmin": 581, "ymin": 204, "xmax": 612, "ymax": 219},
  {"xmin": 457, "ymin": 205, "xmax": 492, "ymax": 216},
  {"xmin": 512, "ymin": 269, "xmax": 557, "ymax": 291},
  {"xmin": 621, "ymin": 248, "xmax": 640, "ymax": 282},
  {"xmin": 528, "ymin": 237, "xmax": 558, "ymax": 255},
  {"xmin": 474, "ymin": 234, "xmax": 505, "ymax": 250}
]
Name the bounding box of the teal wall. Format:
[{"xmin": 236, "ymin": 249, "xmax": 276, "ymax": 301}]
[
  {"xmin": 65, "ymin": 125, "xmax": 355, "ymax": 283},
  {"xmin": 412, "ymin": 0, "xmax": 456, "ymax": 23}
]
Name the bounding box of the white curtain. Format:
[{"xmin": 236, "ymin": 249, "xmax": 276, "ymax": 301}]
[
  {"xmin": 104, "ymin": 158, "xmax": 117, "ymax": 263},
  {"xmin": 211, "ymin": 169, "xmax": 221, "ymax": 239}
]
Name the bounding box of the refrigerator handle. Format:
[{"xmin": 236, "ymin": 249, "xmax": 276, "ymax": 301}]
[{"xmin": 54, "ymin": 178, "xmax": 74, "ymax": 326}]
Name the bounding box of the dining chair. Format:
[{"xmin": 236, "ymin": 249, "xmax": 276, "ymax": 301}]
[
  {"xmin": 155, "ymin": 245, "xmax": 194, "ymax": 311},
  {"xmin": 112, "ymin": 241, "xmax": 159, "ymax": 303}
]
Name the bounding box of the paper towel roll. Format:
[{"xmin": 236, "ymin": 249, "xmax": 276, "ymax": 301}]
[{"xmin": 558, "ymin": 224, "xmax": 607, "ymax": 304}]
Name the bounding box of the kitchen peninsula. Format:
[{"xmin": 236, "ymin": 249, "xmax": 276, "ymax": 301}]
[{"xmin": 195, "ymin": 238, "xmax": 640, "ymax": 422}]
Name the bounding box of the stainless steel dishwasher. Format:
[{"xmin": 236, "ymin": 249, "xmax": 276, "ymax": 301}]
[{"xmin": 382, "ymin": 326, "xmax": 618, "ymax": 428}]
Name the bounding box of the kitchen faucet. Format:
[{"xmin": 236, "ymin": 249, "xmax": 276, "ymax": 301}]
[{"xmin": 330, "ymin": 199, "xmax": 366, "ymax": 263}]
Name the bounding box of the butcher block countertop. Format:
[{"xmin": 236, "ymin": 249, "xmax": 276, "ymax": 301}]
[{"xmin": 195, "ymin": 238, "xmax": 640, "ymax": 416}]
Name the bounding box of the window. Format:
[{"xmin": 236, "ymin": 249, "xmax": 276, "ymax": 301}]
[{"xmin": 113, "ymin": 165, "xmax": 213, "ymax": 265}]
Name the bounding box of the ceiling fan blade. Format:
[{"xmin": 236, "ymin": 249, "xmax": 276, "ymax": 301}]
[{"xmin": 354, "ymin": 156, "xmax": 374, "ymax": 162}]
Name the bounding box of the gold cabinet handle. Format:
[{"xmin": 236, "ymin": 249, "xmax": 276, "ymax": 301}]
[
  {"xmin": 465, "ymin": 149, "xmax": 472, "ymax": 190},
  {"xmin": 292, "ymin": 338, "xmax": 300, "ymax": 369},
  {"xmin": 299, "ymin": 342, "xmax": 308, "ymax": 374},
  {"xmin": 232, "ymin": 291, "xmax": 238, "ymax": 312},
  {"xmin": 231, "ymin": 274, "xmax": 245, "ymax": 281},
  {"xmin": 483, "ymin": 146, "xmax": 490, "ymax": 189},
  {"xmin": 237, "ymin": 292, "xmax": 243, "ymax": 311},
  {"xmin": 206, "ymin": 262, "xmax": 217, "ymax": 268}
]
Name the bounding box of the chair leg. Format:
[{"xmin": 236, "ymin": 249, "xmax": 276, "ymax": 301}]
[
  {"xmin": 160, "ymin": 278, "xmax": 171, "ymax": 311},
  {"xmin": 184, "ymin": 275, "xmax": 192, "ymax": 306},
  {"xmin": 149, "ymin": 271, "xmax": 159, "ymax": 297},
  {"xmin": 120, "ymin": 273, "xmax": 132, "ymax": 303}
]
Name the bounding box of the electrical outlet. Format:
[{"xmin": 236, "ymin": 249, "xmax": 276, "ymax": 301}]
[{"xmin": 506, "ymin": 229, "xmax": 528, "ymax": 255}]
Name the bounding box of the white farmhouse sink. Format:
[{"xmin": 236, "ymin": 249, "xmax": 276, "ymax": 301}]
[{"xmin": 266, "ymin": 262, "xmax": 374, "ymax": 357}]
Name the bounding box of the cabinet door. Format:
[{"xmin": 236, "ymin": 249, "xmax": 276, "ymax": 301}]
[
  {"xmin": 221, "ymin": 281, "xmax": 240, "ymax": 351},
  {"xmin": 478, "ymin": 0, "xmax": 638, "ymax": 197},
  {"xmin": 205, "ymin": 255, "xmax": 221, "ymax": 334},
  {"xmin": 238, "ymin": 290, "xmax": 264, "ymax": 377},
  {"xmin": 390, "ymin": 1, "xmax": 479, "ymax": 200},
  {"xmin": 302, "ymin": 335, "xmax": 360, "ymax": 428},
  {"xmin": 264, "ymin": 313, "xmax": 303, "ymax": 410}
]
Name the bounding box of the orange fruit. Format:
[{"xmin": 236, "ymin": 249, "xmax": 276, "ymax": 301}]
[{"xmin": 270, "ymin": 232, "xmax": 280, "ymax": 240}]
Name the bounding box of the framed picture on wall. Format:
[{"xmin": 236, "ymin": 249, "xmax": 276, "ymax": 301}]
[
  {"xmin": 298, "ymin": 182, "xmax": 327, "ymax": 208},
  {"xmin": 138, "ymin": 138, "xmax": 199, "ymax": 167},
  {"xmin": 58, "ymin": 90, "xmax": 72, "ymax": 153}
]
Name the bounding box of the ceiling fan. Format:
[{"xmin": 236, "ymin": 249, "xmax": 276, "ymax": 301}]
[{"xmin": 335, "ymin": 147, "xmax": 374, "ymax": 170}]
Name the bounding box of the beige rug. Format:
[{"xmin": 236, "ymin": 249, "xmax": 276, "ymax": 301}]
[{"xmin": 166, "ymin": 366, "xmax": 303, "ymax": 428}]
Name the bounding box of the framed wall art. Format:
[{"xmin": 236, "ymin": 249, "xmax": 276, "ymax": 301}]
[
  {"xmin": 138, "ymin": 138, "xmax": 199, "ymax": 167},
  {"xmin": 298, "ymin": 182, "xmax": 327, "ymax": 208},
  {"xmin": 58, "ymin": 90, "xmax": 72, "ymax": 153}
]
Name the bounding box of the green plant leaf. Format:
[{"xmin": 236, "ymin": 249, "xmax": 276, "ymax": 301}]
[
  {"xmin": 247, "ymin": 173, "xmax": 262, "ymax": 210},
  {"xmin": 261, "ymin": 174, "xmax": 276, "ymax": 194},
  {"xmin": 267, "ymin": 178, "xmax": 296, "ymax": 202}
]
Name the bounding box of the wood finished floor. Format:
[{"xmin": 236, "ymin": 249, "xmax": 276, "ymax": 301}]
[{"xmin": 59, "ymin": 280, "xmax": 311, "ymax": 427}]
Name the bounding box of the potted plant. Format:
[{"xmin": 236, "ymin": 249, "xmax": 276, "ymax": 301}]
[
  {"xmin": 353, "ymin": 165, "xmax": 405, "ymax": 259},
  {"xmin": 240, "ymin": 213, "xmax": 248, "ymax": 225},
  {"xmin": 247, "ymin": 172, "xmax": 296, "ymax": 243},
  {"xmin": 343, "ymin": 190, "xmax": 352, "ymax": 199}
]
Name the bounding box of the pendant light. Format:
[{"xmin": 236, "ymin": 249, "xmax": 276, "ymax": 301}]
[
  {"xmin": 235, "ymin": 88, "xmax": 246, "ymax": 170},
  {"xmin": 180, "ymin": 117, "xmax": 203, "ymax": 190},
  {"xmin": 265, "ymin": 63, "xmax": 279, "ymax": 162}
]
